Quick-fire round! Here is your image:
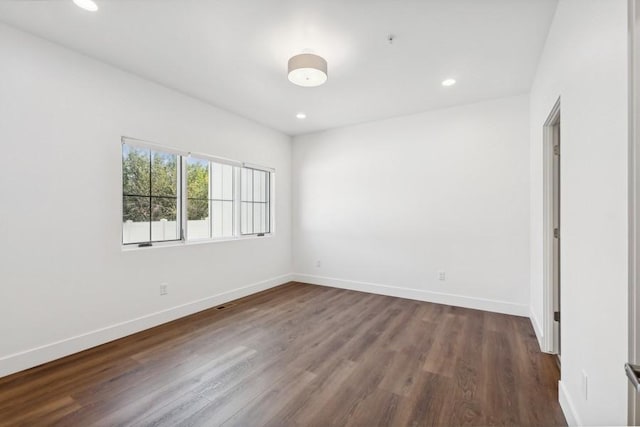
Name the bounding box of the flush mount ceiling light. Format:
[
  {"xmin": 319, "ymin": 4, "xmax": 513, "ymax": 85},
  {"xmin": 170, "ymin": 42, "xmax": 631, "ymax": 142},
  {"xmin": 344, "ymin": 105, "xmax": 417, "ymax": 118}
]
[
  {"xmin": 288, "ymin": 54, "xmax": 328, "ymax": 87},
  {"xmin": 441, "ymin": 78, "xmax": 456, "ymax": 87},
  {"xmin": 73, "ymin": 0, "xmax": 98, "ymax": 11},
  {"xmin": 296, "ymin": 112, "xmax": 307, "ymax": 119}
]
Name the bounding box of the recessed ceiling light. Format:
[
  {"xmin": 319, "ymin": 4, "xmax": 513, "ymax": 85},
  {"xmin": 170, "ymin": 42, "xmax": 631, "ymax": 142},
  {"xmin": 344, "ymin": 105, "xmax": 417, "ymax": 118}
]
[
  {"xmin": 296, "ymin": 112, "xmax": 307, "ymax": 119},
  {"xmin": 73, "ymin": 0, "xmax": 98, "ymax": 12},
  {"xmin": 288, "ymin": 54, "xmax": 328, "ymax": 87},
  {"xmin": 442, "ymin": 78, "xmax": 456, "ymax": 87}
]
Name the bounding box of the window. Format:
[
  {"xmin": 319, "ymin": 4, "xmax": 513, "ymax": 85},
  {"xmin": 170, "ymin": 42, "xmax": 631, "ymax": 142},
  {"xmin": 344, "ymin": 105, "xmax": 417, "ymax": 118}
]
[
  {"xmin": 122, "ymin": 143, "xmax": 181, "ymax": 245},
  {"xmin": 186, "ymin": 158, "xmax": 234, "ymax": 240},
  {"xmin": 122, "ymin": 138, "xmax": 273, "ymax": 247},
  {"xmin": 241, "ymin": 167, "xmax": 271, "ymax": 235}
]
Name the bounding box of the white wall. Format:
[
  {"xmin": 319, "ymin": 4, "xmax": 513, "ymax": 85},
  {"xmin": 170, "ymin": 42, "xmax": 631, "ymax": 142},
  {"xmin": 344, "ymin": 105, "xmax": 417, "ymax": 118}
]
[
  {"xmin": 0, "ymin": 24, "xmax": 292, "ymax": 377},
  {"xmin": 292, "ymin": 95, "xmax": 531, "ymax": 316},
  {"xmin": 529, "ymin": 0, "xmax": 629, "ymax": 424}
]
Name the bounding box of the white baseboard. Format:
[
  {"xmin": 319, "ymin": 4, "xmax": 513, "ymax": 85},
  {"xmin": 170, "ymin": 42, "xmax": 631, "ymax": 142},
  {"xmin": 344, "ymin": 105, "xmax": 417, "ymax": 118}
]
[
  {"xmin": 0, "ymin": 273, "xmax": 294, "ymax": 379},
  {"xmin": 559, "ymin": 380, "xmax": 582, "ymax": 426},
  {"xmin": 293, "ymin": 273, "xmax": 528, "ymax": 317},
  {"xmin": 529, "ymin": 306, "xmax": 544, "ymax": 351}
]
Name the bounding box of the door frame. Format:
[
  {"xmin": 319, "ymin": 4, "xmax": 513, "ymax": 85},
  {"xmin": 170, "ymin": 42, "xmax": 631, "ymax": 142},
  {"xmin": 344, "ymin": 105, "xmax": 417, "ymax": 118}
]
[
  {"xmin": 629, "ymin": 0, "xmax": 639, "ymax": 424},
  {"xmin": 543, "ymin": 97, "xmax": 561, "ymax": 354}
]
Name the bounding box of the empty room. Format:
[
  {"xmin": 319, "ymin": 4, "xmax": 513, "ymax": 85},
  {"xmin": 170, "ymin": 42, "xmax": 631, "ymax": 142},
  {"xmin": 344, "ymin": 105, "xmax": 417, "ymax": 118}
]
[{"xmin": 0, "ymin": 0, "xmax": 637, "ymax": 425}]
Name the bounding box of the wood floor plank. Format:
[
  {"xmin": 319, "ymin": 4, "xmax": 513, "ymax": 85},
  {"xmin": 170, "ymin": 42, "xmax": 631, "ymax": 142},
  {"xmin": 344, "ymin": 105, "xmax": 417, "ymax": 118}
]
[
  {"xmin": 131, "ymin": 392, "xmax": 212, "ymax": 427},
  {"xmin": 391, "ymin": 371, "xmax": 456, "ymax": 427},
  {"xmin": 220, "ymin": 369, "xmax": 317, "ymax": 427},
  {"xmin": 448, "ymin": 309, "xmax": 486, "ymax": 426},
  {"xmin": 0, "ymin": 282, "xmax": 566, "ymax": 427},
  {"xmin": 2, "ymin": 396, "xmax": 82, "ymax": 427},
  {"xmin": 272, "ymin": 358, "xmax": 359, "ymax": 427},
  {"xmin": 303, "ymin": 349, "xmax": 396, "ymax": 427},
  {"xmin": 343, "ymin": 387, "xmax": 401, "ymax": 427},
  {"xmin": 93, "ymin": 346, "xmax": 257, "ymax": 426},
  {"xmin": 422, "ymin": 312, "xmax": 466, "ymax": 378},
  {"xmin": 482, "ymin": 329, "xmax": 519, "ymax": 426}
]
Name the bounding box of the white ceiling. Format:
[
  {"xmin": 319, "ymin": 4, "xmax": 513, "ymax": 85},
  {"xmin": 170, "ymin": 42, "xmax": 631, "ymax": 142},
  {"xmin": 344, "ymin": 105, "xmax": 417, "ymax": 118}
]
[{"xmin": 0, "ymin": 0, "xmax": 557, "ymax": 135}]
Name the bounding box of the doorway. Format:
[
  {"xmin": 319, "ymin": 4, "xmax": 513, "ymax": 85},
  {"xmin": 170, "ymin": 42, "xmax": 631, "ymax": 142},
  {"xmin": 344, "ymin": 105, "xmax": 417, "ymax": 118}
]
[{"xmin": 543, "ymin": 98, "xmax": 561, "ymax": 359}]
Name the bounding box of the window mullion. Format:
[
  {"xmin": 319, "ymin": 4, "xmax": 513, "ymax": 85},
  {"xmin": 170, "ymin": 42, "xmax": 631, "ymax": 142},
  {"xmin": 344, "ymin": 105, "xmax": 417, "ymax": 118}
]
[
  {"xmin": 220, "ymin": 163, "xmax": 223, "ymax": 238},
  {"xmin": 266, "ymin": 171, "xmax": 270, "ymax": 234},
  {"xmin": 234, "ymin": 167, "xmax": 241, "ymax": 237},
  {"xmin": 180, "ymin": 155, "xmax": 187, "ymax": 241},
  {"xmin": 208, "ymin": 161, "xmax": 213, "ymax": 239},
  {"xmin": 148, "ymin": 149, "xmax": 152, "ymax": 243},
  {"xmin": 232, "ymin": 166, "xmax": 236, "ymax": 237},
  {"xmin": 251, "ymin": 169, "xmax": 255, "ymax": 235}
]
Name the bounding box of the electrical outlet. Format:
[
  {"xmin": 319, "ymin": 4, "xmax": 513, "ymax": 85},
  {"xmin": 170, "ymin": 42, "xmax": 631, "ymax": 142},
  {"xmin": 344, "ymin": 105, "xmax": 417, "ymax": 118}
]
[
  {"xmin": 160, "ymin": 283, "xmax": 168, "ymax": 296},
  {"xmin": 582, "ymin": 370, "xmax": 588, "ymax": 400},
  {"xmin": 438, "ymin": 271, "xmax": 446, "ymax": 281},
  {"xmin": 316, "ymin": 260, "xmax": 322, "ymax": 268}
]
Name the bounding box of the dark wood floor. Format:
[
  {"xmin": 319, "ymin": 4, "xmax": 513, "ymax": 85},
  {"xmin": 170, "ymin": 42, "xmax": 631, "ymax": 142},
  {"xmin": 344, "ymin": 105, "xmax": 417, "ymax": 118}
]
[{"xmin": 0, "ymin": 282, "xmax": 566, "ymax": 426}]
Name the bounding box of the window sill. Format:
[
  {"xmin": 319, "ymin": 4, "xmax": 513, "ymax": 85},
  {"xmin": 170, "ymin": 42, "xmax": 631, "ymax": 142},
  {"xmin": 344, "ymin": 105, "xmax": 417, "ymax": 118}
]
[{"xmin": 121, "ymin": 233, "xmax": 274, "ymax": 252}]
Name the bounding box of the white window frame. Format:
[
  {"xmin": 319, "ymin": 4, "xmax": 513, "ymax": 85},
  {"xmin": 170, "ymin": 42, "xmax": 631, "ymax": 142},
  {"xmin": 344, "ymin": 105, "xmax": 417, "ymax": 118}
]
[
  {"xmin": 121, "ymin": 138, "xmax": 184, "ymax": 247},
  {"xmin": 184, "ymin": 156, "xmax": 237, "ymax": 243},
  {"xmin": 239, "ymin": 165, "xmax": 274, "ymax": 236},
  {"xmin": 121, "ymin": 137, "xmax": 274, "ymax": 249}
]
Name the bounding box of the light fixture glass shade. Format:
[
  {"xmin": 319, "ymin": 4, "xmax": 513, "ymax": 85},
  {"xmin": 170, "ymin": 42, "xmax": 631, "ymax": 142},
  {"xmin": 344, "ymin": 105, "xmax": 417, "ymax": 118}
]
[
  {"xmin": 288, "ymin": 54, "xmax": 328, "ymax": 87},
  {"xmin": 73, "ymin": 0, "xmax": 99, "ymax": 11}
]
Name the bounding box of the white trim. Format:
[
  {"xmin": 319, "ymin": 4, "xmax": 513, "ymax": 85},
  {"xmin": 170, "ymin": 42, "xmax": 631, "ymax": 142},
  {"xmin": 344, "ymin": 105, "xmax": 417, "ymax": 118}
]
[
  {"xmin": 121, "ymin": 232, "xmax": 274, "ymax": 251},
  {"xmin": 188, "ymin": 151, "xmax": 241, "ymax": 168},
  {"xmin": 559, "ymin": 380, "xmax": 582, "ymax": 426},
  {"xmin": 269, "ymin": 172, "xmax": 276, "ymax": 235},
  {"xmin": 542, "ymin": 97, "xmax": 561, "ymax": 354},
  {"xmin": 181, "ymin": 154, "xmax": 188, "ymax": 241},
  {"xmin": 628, "ymin": 1, "xmax": 639, "ymax": 424},
  {"xmin": 293, "ymin": 273, "xmax": 528, "ymax": 317},
  {"xmin": 530, "ymin": 305, "xmax": 544, "ymax": 350},
  {"xmin": 0, "ymin": 273, "xmax": 294, "ymax": 379},
  {"xmin": 121, "ymin": 136, "xmax": 189, "ymax": 156},
  {"xmin": 242, "ymin": 162, "xmax": 276, "ymax": 173}
]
